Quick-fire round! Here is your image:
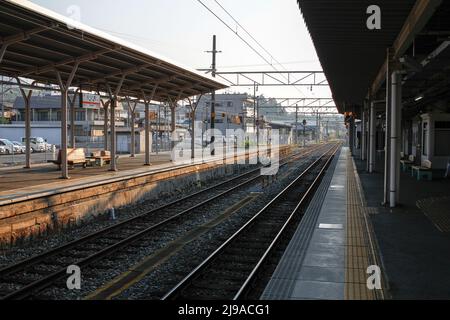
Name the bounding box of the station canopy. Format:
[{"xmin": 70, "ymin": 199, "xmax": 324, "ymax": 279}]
[
  {"xmin": 0, "ymin": 0, "xmax": 228, "ymax": 101},
  {"xmin": 297, "ymin": 0, "xmax": 417, "ymax": 113}
]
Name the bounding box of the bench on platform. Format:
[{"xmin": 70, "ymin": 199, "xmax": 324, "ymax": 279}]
[
  {"xmin": 411, "ymin": 160, "xmax": 433, "ymax": 181},
  {"xmin": 400, "ymin": 154, "xmax": 415, "ymax": 172},
  {"xmin": 48, "ymin": 148, "xmax": 94, "ymax": 169},
  {"xmin": 86, "ymin": 150, "xmax": 115, "ymax": 167}
]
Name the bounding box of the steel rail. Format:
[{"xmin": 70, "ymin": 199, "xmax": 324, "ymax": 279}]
[
  {"xmin": 233, "ymin": 144, "xmax": 340, "ymax": 300},
  {"xmin": 0, "ymin": 147, "xmax": 294, "ymax": 276},
  {"xmin": 161, "ymin": 144, "xmax": 339, "ymax": 300},
  {"xmin": 0, "ymin": 145, "xmax": 327, "ymax": 300}
]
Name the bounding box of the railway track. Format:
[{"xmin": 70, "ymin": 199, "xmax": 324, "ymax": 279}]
[
  {"xmin": 0, "ymin": 144, "xmax": 329, "ymax": 300},
  {"xmin": 162, "ymin": 144, "xmax": 340, "ymax": 300}
]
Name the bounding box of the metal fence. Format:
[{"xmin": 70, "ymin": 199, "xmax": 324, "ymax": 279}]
[{"xmin": 0, "ymin": 149, "xmax": 57, "ymax": 167}]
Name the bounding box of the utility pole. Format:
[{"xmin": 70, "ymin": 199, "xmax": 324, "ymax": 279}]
[
  {"xmin": 206, "ymin": 35, "xmax": 221, "ymax": 155},
  {"xmin": 303, "ymin": 119, "xmax": 307, "ymax": 147},
  {"xmin": 318, "ymin": 113, "xmax": 322, "ymax": 143},
  {"xmin": 295, "ymin": 105, "xmax": 299, "ymax": 145},
  {"xmin": 157, "ymin": 104, "xmax": 161, "ymax": 154},
  {"xmin": 253, "ymin": 83, "xmax": 258, "ymax": 152},
  {"xmin": 315, "ymin": 111, "xmax": 319, "ymax": 144},
  {"xmin": 256, "ymin": 95, "xmax": 260, "ymax": 156}
]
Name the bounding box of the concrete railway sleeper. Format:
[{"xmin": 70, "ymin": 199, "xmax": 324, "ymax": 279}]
[{"xmin": 0, "ymin": 144, "xmax": 331, "ymax": 300}]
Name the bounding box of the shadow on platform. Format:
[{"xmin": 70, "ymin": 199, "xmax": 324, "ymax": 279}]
[{"xmin": 355, "ymin": 154, "xmax": 450, "ymax": 299}]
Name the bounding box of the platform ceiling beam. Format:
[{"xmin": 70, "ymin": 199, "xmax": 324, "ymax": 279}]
[{"xmin": 370, "ymin": 0, "xmax": 443, "ymax": 96}]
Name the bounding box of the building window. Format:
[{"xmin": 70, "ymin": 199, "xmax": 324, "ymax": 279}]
[
  {"xmin": 75, "ymin": 111, "xmax": 85, "ymax": 121},
  {"xmin": 37, "ymin": 111, "xmax": 49, "ymax": 121}
]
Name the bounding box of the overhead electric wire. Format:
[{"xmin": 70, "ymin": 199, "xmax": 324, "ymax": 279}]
[
  {"xmin": 197, "ymin": 0, "xmax": 307, "ymax": 97},
  {"xmin": 196, "ymin": 0, "xmax": 276, "ymax": 70},
  {"xmin": 213, "ymin": 0, "xmax": 284, "ymax": 70}
]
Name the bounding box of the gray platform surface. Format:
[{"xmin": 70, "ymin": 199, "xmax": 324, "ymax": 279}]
[
  {"xmin": 261, "ymin": 147, "xmax": 347, "ymax": 300},
  {"xmin": 355, "ymin": 154, "xmax": 450, "ymax": 299}
]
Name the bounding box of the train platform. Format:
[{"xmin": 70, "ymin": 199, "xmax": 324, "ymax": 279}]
[
  {"xmin": 0, "ymin": 146, "xmax": 293, "ymax": 243},
  {"xmin": 262, "ymin": 146, "xmax": 450, "ymax": 300},
  {"xmin": 0, "ymin": 145, "xmax": 294, "ymax": 206},
  {"xmin": 0, "ymin": 152, "xmax": 173, "ymax": 205},
  {"xmin": 356, "ymin": 154, "xmax": 450, "ymax": 299},
  {"xmin": 262, "ymin": 147, "xmax": 386, "ymax": 300}
]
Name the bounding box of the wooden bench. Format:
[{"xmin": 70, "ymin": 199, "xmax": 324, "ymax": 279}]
[
  {"xmin": 400, "ymin": 154, "xmax": 415, "ymax": 172},
  {"xmin": 411, "ymin": 160, "xmax": 432, "ymax": 181},
  {"xmin": 48, "ymin": 148, "xmax": 94, "ymax": 169},
  {"xmin": 86, "ymin": 150, "xmax": 118, "ymax": 167}
]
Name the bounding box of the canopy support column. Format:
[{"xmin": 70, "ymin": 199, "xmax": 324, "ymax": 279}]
[
  {"xmin": 126, "ymin": 97, "xmax": 137, "ymax": 157},
  {"xmin": 349, "ymin": 114, "xmax": 354, "ymax": 155},
  {"xmin": 369, "ymin": 101, "xmax": 376, "ymax": 173},
  {"xmin": 389, "ymin": 70, "xmax": 402, "ymax": 208},
  {"xmin": 98, "ymin": 95, "xmax": 110, "ymax": 151},
  {"xmin": 168, "ymin": 92, "xmax": 181, "ymax": 162},
  {"xmin": 110, "ymin": 97, "xmax": 117, "ymax": 171},
  {"xmin": 106, "ymin": 75, "xmax": 126, "ymax": 172},
  {"xmin": 141, "ymin": 86, "xmax": 158, "ymax": 166},
  {"xmin": 361, "ymin": 104, "xmax": 366, "ymax": 161},
  {"xmin": 68, "ymin": 88, "xmax": 81, "ymax": 148},
  {"xmin": 17, "ymin": 78, "xmax": 35, "ymax": 169},
  {"xmin": 170, "ymin": 103, "xmax": 176, "ymax": 151},
  {"xmin": 384, "ymin": 48, "xmax": 394, "ymax": 205},
  {"xmin": 187, "ymin": 95, "xmax": 203, "ymax": 161},
  {"xmin": 55, "ymin": 63, "xmax": 79, "ymax": 179}
]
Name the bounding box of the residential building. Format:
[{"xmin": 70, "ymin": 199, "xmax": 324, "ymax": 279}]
[{"xmin": 1, "ymin": 93, "xmax": 126, "ymax": 146}]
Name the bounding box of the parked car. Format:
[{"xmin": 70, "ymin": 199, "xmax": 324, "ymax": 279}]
[
  {"xmin": 0, "ymin": 139, "xmax": 14, "ymax": 154},
  {"xmin": 12, "ymin": 141, "xmax": 26, "ymax": 154},
  {"xmin": 44, "ymin": 141, "xmax": 54, "ymax": 151},
  {"xmin": 0, "ymin": 144, "xmax": 6, "ymax": 154},
  {"xmin": 21, "ymin": 137, "xmax": 47, "ymax": 152}
]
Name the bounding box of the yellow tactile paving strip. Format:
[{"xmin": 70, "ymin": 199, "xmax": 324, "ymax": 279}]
[{"xmin": 345, "ymin": 154, "xmax": 386, "ymax": 300}]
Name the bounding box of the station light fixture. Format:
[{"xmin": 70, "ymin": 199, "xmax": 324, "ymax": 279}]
[{"xmin": 415, "ymin": 94, "xmax": 424, "ymax": 102}]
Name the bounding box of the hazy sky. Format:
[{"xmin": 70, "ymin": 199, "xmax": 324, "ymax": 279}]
[{"xmin": 30, "ymin": 0, "xmax": 332, "ymax": 101}]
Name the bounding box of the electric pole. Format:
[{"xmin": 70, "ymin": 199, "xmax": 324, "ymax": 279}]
[
  {"xmin": 256, "ymin": 95, "xmax": 260, "ymax": 156},
  {"xmin": 318, "ymin": 113, "xmax": 322, "ymax": 143},
  {"xmin": 206, "ymin": 35, "xmax": 221, "ymax": 155},
  {"xmin": 303, "ymin": 119, "xmax": 307, "ymax": 147},
  {"xmin": 295, "ymin": 105, "xmax": 299, "ymax": 145}
]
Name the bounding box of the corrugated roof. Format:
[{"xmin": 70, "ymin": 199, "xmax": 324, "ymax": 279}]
[{"xmin": 0, "ymin": 0, "xmax": 228, "ymax": 102}]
